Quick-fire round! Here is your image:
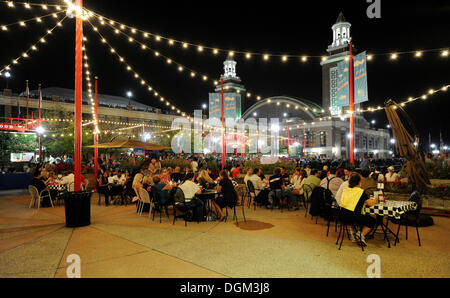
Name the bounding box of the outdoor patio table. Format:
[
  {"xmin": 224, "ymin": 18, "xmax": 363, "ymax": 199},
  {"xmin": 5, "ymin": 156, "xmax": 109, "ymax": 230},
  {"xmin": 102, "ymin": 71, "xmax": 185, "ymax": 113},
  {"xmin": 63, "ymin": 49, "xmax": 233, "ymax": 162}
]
[
  {"xmin": 198, "ymin": 190, "xmax": 218, "ymax": 221},
  {"xmin": 365, "ymin": 200, "xmax": 417, "ymax": 248},
  {"xmin": 48, "ymin": 184, "xmax": 67, "ymax": 206}
]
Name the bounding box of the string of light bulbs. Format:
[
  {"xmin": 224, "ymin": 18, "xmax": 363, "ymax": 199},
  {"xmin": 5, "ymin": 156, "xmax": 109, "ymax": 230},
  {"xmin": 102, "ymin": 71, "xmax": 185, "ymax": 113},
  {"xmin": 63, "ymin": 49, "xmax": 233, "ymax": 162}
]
[
  {"xmin": 84, "ymin": 8, "xmax": 449, "ymax": 63},
  {"xmin": 86, "ymin": 18, "xmax": 188, "ymax": 118},
  {"xmin": 1, "ymin": 1, "xmax": 66, "ymax": 9},
  {"xmin": 353, "ymin": 84, "xmax": 449, "ymax": 114},
  {"xmin": 0, "ymin": 15, "xmax": 67, "ymax": 74},
  {"xmin": 89, "ymin": 16, "xmax": 273, "ymax": 104},
  {"xmin": 1, "ymin": 10, "xmax": 66, "ymax": 30},
  {"xmin": 82, "ymin": 43, "xmax": 100, "ymax": 134}
]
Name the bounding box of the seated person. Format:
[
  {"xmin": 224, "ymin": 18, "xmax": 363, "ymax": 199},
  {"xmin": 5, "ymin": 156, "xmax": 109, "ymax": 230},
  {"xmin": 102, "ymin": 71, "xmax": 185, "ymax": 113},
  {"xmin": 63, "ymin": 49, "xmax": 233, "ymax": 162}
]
[
  {"xmin": 385, "ymin": 166, "xmax": 400, "ymax": 183},
  {"xmin": 360, "ymin": 170, "xmax": 377, "ymax": 197},
  {"xmin": 244, "ymin": 168, "xmax": 269, "ymax": 206},
  {"xmin": 61, "ymin": 172, "xmax": 75, "ymax": 191},
  {"xmin": 370, "ymin": 167, "xmax": 385, "ymax": 182},
  {"xmin": 151, "ymin": 175, "xmax": 172, "ymax": 205},
  {"xmin": 339, "ymin": 174, "xmax": 378, "ymax": 246},
  {"xmin": 170, "ymin": 167, "xmax": 184, "ymax": 183},
  {"xmin": 197, "ymin": 169, "xmax": 215, "ymax": 189},
  {"xmin": 179, "ymin": 173, "xmax": 201, "ymax": 203},
  {"xmin": 30, "ymin": 171, "xmax": 49, "ymax": 197},
  {"xmin": 320, "ymin": 167, "xmax": 344, "ymax": 197},
  {"xmin": 268, "ymin": 168, "xmax": 285, "ymax": 208},
  {"xmin": 302, "ymin": 169, "xmax": 321, "ymax": 199},
  {"xmin": 160, "ymin": 169, "xmax": 171, "ymax": 185},
  {"xmin": 280, "ymin": 167, "xmax": 290, "ymax": 185},
  {"xmin": 98, "ymin": 171, "xmax": 111, "ymax": 206},
  {"xmin": 212, "ymin": 170, "xmax": 238, "ymax": 221}
]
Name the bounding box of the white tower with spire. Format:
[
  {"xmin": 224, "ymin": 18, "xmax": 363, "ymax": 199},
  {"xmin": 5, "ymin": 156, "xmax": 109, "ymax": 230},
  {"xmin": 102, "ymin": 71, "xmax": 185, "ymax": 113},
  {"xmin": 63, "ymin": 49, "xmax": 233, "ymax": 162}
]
[{"xmin": 327, "ymin": 12, "xmax": 352, "ymax": 55}]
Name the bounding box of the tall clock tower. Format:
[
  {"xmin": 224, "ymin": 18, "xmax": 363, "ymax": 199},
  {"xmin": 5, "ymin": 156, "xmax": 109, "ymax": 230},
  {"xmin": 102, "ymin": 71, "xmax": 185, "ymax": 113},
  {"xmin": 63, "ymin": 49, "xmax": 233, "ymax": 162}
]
[{"xmin": 321, "ymin": 12, "xmax": 356, "ymax": 116}]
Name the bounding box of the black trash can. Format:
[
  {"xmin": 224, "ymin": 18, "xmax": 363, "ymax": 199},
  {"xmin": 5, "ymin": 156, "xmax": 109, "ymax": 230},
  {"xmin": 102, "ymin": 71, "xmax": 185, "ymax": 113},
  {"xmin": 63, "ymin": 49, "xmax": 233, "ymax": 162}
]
[{"xmin": 64, "ymin": 191, "xmax": 92, "ymax": 228}]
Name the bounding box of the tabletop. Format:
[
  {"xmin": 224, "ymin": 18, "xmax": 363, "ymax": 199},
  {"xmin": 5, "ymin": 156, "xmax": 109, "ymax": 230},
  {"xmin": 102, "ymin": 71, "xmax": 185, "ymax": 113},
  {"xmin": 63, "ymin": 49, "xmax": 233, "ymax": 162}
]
[{"xmin": 365, "ymin": 200, "xmax": 417, "ymax": 220}]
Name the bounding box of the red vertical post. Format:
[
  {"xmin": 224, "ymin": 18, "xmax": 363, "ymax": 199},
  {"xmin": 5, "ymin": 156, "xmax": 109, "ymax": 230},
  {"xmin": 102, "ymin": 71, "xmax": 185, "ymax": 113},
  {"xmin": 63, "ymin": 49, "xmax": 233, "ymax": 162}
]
[
  {"xmin": 349, "ymin": 40, "xmax": 355, "ymax": 165},
  {"xmin": 94, "ymin": 77, "xmax": 99, "ymax": 192},
  {"xmin": 74, "ymin": 0, "xmax": 83, "ymax": 191},
  {"xmin": 221, "ymin": 75, "xmax": 225, "ymax": 170},
  {"xmin": 38, "ymin": 84, "xmax": 42, "ymax": 163},
  {"xmin": 287, "ymin": 126, "xmax": 290, "ymax": 157},
  {"xmin": 26, "ymin": 80, "xmax": 29, "ymax": 120}
]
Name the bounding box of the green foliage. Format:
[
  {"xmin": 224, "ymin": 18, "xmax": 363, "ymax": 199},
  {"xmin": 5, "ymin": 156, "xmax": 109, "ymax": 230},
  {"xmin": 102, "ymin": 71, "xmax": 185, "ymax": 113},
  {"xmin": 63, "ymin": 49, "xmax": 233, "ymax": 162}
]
[
  {"xmin": 425, "ymin": 161, "xmax": 450, "ymax": 179},
  {"xmin": 162, "ymin": 159, "xmax": 191, "ymax": 170},
  {"xmin": 0, "ymin": 132, "xmax": 37, "ymax": 164},
  {"xmin": 244, "ymin": 161, "xmax": 296, "ymax": 175}
]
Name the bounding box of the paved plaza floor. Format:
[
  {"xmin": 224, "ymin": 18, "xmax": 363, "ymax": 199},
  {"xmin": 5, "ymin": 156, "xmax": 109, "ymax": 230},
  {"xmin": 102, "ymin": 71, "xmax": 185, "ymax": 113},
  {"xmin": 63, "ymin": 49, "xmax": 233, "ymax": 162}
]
[{"xmin": 0, "ymin": 190, "xmax": 449, "ymax": 278}]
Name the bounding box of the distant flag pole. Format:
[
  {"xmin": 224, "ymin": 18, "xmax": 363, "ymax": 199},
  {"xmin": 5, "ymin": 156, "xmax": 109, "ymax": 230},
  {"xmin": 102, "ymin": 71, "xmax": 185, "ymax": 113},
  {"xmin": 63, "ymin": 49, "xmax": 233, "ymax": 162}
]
[
  {"xmin": 26, "ymin": 80, "xmax": 29, "ymax": 120},
  {"xmin": 17, "ymin": 98, "xmax": 21, "ymax": 118}
]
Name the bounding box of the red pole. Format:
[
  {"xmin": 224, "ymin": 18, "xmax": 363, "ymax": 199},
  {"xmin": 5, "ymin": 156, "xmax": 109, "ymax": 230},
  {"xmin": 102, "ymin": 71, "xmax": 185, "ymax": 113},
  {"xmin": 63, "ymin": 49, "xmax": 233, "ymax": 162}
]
[
  {"xmin": 94, "ymin": 77, "xmax": 99, "ymax": 192},
  {"xmin": 349, "ymin": 40, "xmax": 355, "ymax": 165},
  {"xmin": 221, "ymin": 75, "xmax": 225, "ymax": 171},
  {"xmin": 287, "ymin": 126, "xmax": 290, "ymax": 157},
  {"xmin": 74, "ymin": 0, "xmax": 83, "ymax": 192},
  {"xmin": 26, "ymin": 80, "xmax": 29, "ymax": 120},
  {"xmin": 38, "ymin": 84, "xmax": 42, "ymax": 163}
]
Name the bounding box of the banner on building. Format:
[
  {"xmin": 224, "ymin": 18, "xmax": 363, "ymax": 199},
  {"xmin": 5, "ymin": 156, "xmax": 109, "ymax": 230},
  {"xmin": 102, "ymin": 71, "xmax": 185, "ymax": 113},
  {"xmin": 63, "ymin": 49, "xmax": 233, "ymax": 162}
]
[
  {"xmin": 208, "ymin": 93, "xmax": 242, "ymax": 120},
  {"xmin": 329, "ymin": 66, "xmax": 342, "ymax": 116},
  {"xmin": 336, "ymin": 59, "xmax": 350, "ymax": 107},
  {"xmin": 353, "ymin": 51, "xmax": 369, "ymax": 104}
]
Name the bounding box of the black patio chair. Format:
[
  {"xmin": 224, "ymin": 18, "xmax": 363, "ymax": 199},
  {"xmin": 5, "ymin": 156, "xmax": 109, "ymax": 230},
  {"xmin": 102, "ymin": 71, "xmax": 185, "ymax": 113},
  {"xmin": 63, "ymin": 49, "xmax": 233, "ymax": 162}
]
[
  {"xmin": 393, "ymin": 191, "xmax": 423, "ymax": 247},
  {"xmin": 303, "ymin": 184, "xmax": 314, "ymax": 218},
  {"xmin": 336, "ymin": 208, "xmax": 365, "ymax": 251},
  {"xmin": 150, "ymin": 186, "xmax": 170, "ymax": 223}
]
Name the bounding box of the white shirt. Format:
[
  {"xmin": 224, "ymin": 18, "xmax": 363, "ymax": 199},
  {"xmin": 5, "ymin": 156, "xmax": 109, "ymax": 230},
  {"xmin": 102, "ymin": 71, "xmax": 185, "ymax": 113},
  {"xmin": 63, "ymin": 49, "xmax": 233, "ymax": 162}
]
[
  {"xmin": 385, "ymin": 172, "xmax": 399, "ymax": 182},
  {"xmin": 179, "ymin": 180, "xmax": 200, "ymax": 201},
  {"xmin": 290, "ymin": 174, "xmax": 303, "ymax": 190},
  {"xmin": 244, "ymin": 174, "xmax": 264, "ymax": 196},
  {"xmin": 61, "ymin": 174, "xmax": 75, "ymax": 191},
  {"xmin": 320, "ymin": 175, "xmax": 344, "ymax": 197},
  {"xmin": 335, "ymin": 181, "xmax": 349, "ymax": 205},
  {"xmin": 370, "ymin": 172, "xmax": 385, "ymax": 182},
  {"xmin": 108, "ymin": 175, "xmax": 119, "ymax": 184}
]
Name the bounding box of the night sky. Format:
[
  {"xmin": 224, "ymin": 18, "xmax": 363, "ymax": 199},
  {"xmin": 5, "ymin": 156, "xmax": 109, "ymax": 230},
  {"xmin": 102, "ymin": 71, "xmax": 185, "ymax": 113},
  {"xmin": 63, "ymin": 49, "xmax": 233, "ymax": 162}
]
[{"xmin": 1, "ymin": 0, "xmax": 449, "ymax": 146}]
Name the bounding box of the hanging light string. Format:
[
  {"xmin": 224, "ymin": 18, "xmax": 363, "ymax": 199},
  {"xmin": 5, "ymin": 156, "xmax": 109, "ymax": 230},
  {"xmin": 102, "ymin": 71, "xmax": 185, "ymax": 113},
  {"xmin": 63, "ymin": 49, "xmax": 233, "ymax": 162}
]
[
  {"xmin": 82, "ymin": 43, "xmax": 100, "ymax": 134},
  {"xmin": 0, "ymin": 15, "xmax": 67, "ymax": 74},
  {"xmin": 1, "ymin": 1, "xmax": 66, "ymax": 9},
  {"xmin": 89, "ymin": 16, "xmax": 272, "ymax": 104},
  {"xmin": 85, "ymin": 18, "xmax": 188, "ymax": 118},
  {"xmin": 83, "ymin": 8, "xmax": 449, "ymax": 63},
  {"xmin": 1, "ymin": 9, "xmax": 67, "ymax": 30},
  {"xmin": 353, "ymin": 84, "xmax": 449, "ymax": 114}
]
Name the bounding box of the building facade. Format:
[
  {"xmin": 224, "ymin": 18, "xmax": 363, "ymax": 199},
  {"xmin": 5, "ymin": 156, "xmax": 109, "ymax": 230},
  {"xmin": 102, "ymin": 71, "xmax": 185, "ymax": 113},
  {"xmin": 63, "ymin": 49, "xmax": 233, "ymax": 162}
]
[{"xmin": 241, "ymin": 12, "xmax": 391, "ymax": 159}]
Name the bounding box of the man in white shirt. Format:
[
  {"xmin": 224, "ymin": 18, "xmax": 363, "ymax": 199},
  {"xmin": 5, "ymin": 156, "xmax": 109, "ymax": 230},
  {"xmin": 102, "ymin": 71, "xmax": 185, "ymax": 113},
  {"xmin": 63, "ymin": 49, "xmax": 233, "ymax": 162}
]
[
  {"xmin": 244, "ymin": 168, "xmax": 264, "ymax": 196},
  {"xmin": 385, "ymin": 166, "xmax": 400, "ymax": 182},
  {"xmin": 179, "ymin": 173, "xmax": 201, "ymax": 202},
  {"xmin": 320, "ymin": 168, "xmax": 344, "ymax": 197},
  {"xmin": 61, "ymin": 172, "xmax": 75, "ymax": 191}
]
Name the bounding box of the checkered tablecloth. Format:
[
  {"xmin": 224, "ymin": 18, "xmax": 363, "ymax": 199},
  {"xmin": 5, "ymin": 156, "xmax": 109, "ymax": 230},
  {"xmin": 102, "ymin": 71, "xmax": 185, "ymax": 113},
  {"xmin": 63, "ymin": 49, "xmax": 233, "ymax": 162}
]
[
  {"xmin": 48, "ymin": 184, "xmax": 67, "ymax": 192},
  {"xmin": 365, "ymin": 200, "xmax": 417, "ymax": 220}
]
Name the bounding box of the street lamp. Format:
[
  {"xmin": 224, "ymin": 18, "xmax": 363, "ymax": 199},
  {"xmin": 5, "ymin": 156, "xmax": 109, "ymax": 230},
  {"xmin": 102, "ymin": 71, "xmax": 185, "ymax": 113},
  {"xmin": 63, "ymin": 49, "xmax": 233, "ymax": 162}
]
[
  {"xmin": 4, "ymin": 71, "xmax": 11, "ymax": 89},
  {"xmin": 387, "ymin": 124, "xmax": 391, "ymax": 129},
  {"xmin": 202, "ymin": 103, "xmax": 207, "ymax": 110},
  {"xmin": 390, "ymin": 139, "xmax": 396, "ymax": 144},
  {"xmin": 36, "ymin": 126, "xmax": 45, "ymax": 135},
  {"xmin": 126, "ymin": 91, "xmax": 133, "ymax": 98}
]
